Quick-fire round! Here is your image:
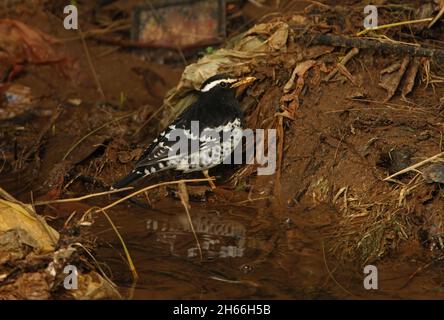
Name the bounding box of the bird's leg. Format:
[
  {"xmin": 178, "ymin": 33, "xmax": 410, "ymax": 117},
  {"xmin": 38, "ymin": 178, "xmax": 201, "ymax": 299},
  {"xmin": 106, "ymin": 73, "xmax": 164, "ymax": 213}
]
[{"xmin": 203, "ymin": 170, "xmax": 216, "ymax": 190}]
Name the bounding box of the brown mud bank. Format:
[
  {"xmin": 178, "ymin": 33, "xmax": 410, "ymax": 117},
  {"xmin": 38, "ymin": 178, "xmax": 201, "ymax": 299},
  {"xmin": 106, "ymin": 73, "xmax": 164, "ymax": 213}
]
[{"xmin": 2, "ymin": 0, "xmax": 444, "ymax": 299}]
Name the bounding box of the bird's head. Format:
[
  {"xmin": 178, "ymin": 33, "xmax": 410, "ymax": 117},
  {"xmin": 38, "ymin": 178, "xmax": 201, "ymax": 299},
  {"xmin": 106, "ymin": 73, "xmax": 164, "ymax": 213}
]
[{"xmin": 199, "ymin": 74, "xmax": 256, "ymax": 96}]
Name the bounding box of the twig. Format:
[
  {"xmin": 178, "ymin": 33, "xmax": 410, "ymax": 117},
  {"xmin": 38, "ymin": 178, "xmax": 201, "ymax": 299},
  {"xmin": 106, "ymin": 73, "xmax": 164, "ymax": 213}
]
[
  {"xmin": 34, "ymin": 187, "xmax": 133, "ymax": 206},
  {"xmin": 300, "ymin": 33, "xmax": 444, "ymax": 63},
  {"xmin": 78, "ymin": 27, "xmax": 105, "ymax": 99},
  {"xmin": 428, "ymin": 7, "xmax": 444, "ymax": 28},
  {"xmin": 356, "ymin": 18, "xmax": 432, "ymax": 36},
  {"xmin": 59, "ymin": 22, "xmax": 131, "ymax": 42},
  {"xmin": 99, "ymin": 178, "xmax": 215, "ymax": 212},
  {"xmin": 383, "ymin": 152, "xmax": 444, "ymax": 181},
  {"xmin": 63, "ymin": 210, "xmax": 77, "ymax": 228},
  {"xmin": 399, "ymin": 256, "xmax": 444, "ymax": 289}
]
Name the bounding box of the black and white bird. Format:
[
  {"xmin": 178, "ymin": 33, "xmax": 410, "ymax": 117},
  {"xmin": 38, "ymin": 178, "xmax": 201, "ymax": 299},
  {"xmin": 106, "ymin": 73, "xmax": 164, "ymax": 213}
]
[{"xmin": 112, "ymin": 74, "xmax": 256, "ymax": 190}]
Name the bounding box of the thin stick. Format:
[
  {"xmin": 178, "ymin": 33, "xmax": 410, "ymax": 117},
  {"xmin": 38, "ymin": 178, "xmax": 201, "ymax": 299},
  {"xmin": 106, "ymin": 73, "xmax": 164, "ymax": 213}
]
[
  {"xmin": 178, "ymin": 182, "xmax": 203, "ymax": 261},
  {"xmin": 300, "ymin": 33, "xmax": 444, "ymax": 63},
  {"xmin": 428, "ymin": 7, "xmax": 444, "ymax": 28},
  {"xmin": 383, "ymin": 152, "xmax": 444, "ymax": 181},
  {"xmin": 59, "ymin": 23, "xmax": 131, "ymax": 42},
  {"xmin": 400, "ymin": 256, "xmax": 444, "ymax": 289},
  {"xmin": 79, "ymin": 27, "xmax": 105, "ymax": 98},
  {"xmin": 71, "ymin": 242, "xmax": 118, "ymax": 289},
  {"xmin": 62, "ymin": 112, "xmax": 135, "ymax": 161},
  {"xmin": 357, "ymin": 18, "xmax": 432, "ymax": 36},
  {"xmin": 34, "ymin": 187, "xmax": 133, "ymax": 206}
]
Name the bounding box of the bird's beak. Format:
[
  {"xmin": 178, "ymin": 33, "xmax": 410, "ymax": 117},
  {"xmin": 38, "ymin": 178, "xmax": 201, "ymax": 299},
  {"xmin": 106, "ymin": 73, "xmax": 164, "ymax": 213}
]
[{"xmin": 230, "ymin": 76, "xmax": 256, "ymax": 88}]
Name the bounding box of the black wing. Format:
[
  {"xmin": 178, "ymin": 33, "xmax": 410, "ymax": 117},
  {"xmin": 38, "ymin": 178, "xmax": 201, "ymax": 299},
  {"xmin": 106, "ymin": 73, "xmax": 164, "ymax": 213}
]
[{"xmin": 135, "ymin": 107, "xmax": 195, "ymax": 169}]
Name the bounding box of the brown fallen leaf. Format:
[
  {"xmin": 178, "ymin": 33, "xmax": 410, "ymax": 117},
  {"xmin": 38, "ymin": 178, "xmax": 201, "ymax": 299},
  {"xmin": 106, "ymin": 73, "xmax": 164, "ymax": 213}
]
[
  {"xmin": 0, "ymin": 188, "xmax": 59, "ymax": 253},
  {"xmin": 337, "ymin": 64, "xmax": 359, "ymax": 87},
  {"xmin": 283, "ymin": 60, "xmax": 317, "ymax": 93}
]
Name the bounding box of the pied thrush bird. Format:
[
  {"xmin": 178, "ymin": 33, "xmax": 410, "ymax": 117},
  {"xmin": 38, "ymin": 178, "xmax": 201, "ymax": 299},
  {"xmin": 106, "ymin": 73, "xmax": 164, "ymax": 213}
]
[{"xmin": 112, "ymin": 74, "xmax": 256, "ymax": 189}]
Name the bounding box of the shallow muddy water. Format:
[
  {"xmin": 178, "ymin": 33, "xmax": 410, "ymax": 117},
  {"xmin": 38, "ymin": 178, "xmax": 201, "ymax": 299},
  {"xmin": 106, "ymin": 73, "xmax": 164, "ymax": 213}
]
[
  {"xmin": 82, "ymin": 195, "xmax": 444, "ymax": 300},
  {"xmin": 89, "ymin": 198, "xmax": 316, "ymax": 299}
]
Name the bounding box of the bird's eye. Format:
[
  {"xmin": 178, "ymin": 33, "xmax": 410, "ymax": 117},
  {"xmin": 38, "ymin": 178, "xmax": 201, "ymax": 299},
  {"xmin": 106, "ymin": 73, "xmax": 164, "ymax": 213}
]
[{"xmin": 220, "ymin": 82, "xmax": 228, "ymax": 88}]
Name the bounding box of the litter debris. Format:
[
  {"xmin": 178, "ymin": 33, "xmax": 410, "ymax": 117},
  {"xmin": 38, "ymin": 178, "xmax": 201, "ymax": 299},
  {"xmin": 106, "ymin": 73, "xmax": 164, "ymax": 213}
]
[{"xmin": 132, "ymin": 0, "xmax": 226, "ymax": 49}]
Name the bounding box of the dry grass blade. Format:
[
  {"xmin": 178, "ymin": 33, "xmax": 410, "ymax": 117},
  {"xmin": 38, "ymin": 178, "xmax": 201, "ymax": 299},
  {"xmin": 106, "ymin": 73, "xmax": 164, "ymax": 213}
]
[
  {"xmin": 428, "ymin": 5, "xmax": 444, "ymax": 28},
  {"xmin": 356, "ymin": 18, "xmax": 433, "ymax": 36},
  {"xmin": 34, "ymin": 187, "xmax": 133, "ymax": 206},
  {"xmin": 99, "ymin": 208, "xmax": 139, "ymax": 281},
  {"xmin": 177, "ymin": 181, "xmax": 203, "ymax": 261},
  {"xmin": 78, "ymin": 27, "xmax": 105, "ymax": 99},
  {"xmin": 70, "ymin": 242, "xmax": 120, "ymax": 292},
  {"xmin": 322, "ymin": 241, "xmax": 359, "ymax": 298}
]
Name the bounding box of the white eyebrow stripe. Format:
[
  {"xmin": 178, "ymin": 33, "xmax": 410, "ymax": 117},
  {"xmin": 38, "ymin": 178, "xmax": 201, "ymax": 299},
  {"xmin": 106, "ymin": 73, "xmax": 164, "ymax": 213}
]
[{"xmin": 200, "ymin": 78, "xmax": 237, "ymax": 92}]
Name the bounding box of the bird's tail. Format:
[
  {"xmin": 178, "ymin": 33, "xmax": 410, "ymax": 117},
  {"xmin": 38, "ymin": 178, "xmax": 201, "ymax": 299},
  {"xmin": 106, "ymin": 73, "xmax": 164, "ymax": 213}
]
[{"xmin": 111, "ymin": 170, "xmax": 144, "ymax": 189}]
